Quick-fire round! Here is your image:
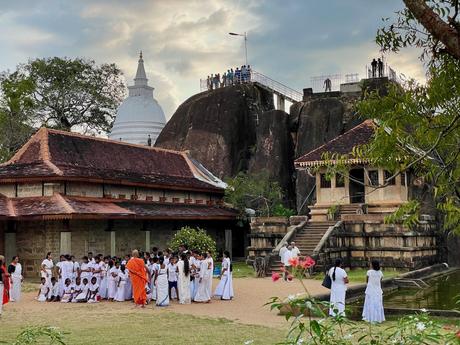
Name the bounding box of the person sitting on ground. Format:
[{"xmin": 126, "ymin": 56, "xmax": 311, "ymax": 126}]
[
  {"xmin": 61, "ymin": 278, "xmax": 74, "ymax": 303},
  {"xmin": 74, "ymin": 278, "xmax": 89, "ymax": 303},
  {"xmin": 48, "ymin": 277, "xmax": 60, "ymax": 302},
  {"xmin": 37, "ymin": 277, "xmax": 50, "ymax": 302},
  {"xmin": 87, "ymin": 276, "xmax": 100, "ymax": 303}
]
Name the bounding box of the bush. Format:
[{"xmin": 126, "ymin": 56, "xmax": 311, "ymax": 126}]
[
  {"xmin": 272, "ymin": 204, "xmax": 296, "ymax": 217},
  {"xmin": 168, "ymin": 226, "xmax": 217, "ymax": 255}
]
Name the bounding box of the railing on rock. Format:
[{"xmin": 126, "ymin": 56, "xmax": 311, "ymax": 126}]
[{"xmin": 200, "ymin": 70, "xmax": 303, "ymax": 104}]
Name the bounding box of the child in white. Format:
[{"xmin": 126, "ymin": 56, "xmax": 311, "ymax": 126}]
[
  {"xmin": 167, "ymin": 258, "xmax": 179, "ymax": 301},
  {"xmin": 87, "ymin": 277, "xmax": 99, "ymax": 303},
  {"xmin": 48, "ymin": 277, "xmax": 60, "ymax": 302},
  {"xmin": 329, "ymin": 258, "xmax": 348, "ymax": 316},
  {"xmin": 74, "ymin": 278, "xmax": 89, "ymax": 302},
  {"xmin": 362, "ymin": 260, "xmax": 385, "ymax": 323},
  {"xmin": 36, "ymin": 277, "xmax": 50, "ymax": 302},
  {"xmin": 114, "ymin": 265, "xmax": 128, "ymax": 302},
  {"xmin": 107, "ymin": 261, "xmax": 118, "ymax": 301},
  {"xmin": 60, "ymin": 278, "xmax": 74, "ymax": 303}
]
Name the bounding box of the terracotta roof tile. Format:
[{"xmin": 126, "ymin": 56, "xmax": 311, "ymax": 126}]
[
  {"xmin": 295, "ymin": 120, "xmax": 375, "ymax": 166},
  {"xmin": 0, "ymin": 128, "xmax": 224, "ymax": 192},
  {"xmin": 0, "ymin": 194, "xmax": 237, "ymax": 220}
]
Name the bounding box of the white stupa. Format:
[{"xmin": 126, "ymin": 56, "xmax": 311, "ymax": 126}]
[{"xmin": 109, "ymin": 52, "xmax": 166, "ymax": 145}]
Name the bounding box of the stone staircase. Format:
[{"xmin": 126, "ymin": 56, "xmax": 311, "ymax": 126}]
[
  {"xmin": 268, "ymin": 221, "xmax": 335, "ymax": 274},
  {"xmin": 339, "ymin": 204, "xmax": 363, "ymax": 217}
]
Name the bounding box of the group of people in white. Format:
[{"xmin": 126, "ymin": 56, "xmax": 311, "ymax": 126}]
[
  {"xmin": 327, "ymin": 258, "xmax": 385, "ymax": 323},
  {"xmin": 206, "ymin": 65, "xmax": 252, "ymax": 90},
  {"xmin": 36, "ymin": 246, "xmax": 234, "ymax": 306}
]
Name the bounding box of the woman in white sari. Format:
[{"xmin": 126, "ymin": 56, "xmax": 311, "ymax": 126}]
[
  {"xmin": 329, "ymin": 258, "xmax": 349, "ymax": 316},
  {"xmin": 194, "ymin": 252, "xmax": 212, "ymax": 303},
  {"xmin": 177, "ymin": 253, "xmax": 191, "ymax": 304},
  {"xmin": 214, "ymin": 251, "xmax": 233, "ymax": 300},
  {"xmin": 41, "ymin": 252, "xmax": 54, "ymax": 286},
  {"xmin": 9, "ymin": 256, "xmax": 23, "ymax": 302},
  {"xmin": 362, "ymin": 260, "xmax": 385, "ymax": 323},
  {"xmin": 155, "ymin": 257, "xmax": 169, "ymax": 306}
]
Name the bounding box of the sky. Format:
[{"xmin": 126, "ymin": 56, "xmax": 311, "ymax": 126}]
[{"xmin": 0, "ymin": 0, "xmax": 425, "ymax": 120}]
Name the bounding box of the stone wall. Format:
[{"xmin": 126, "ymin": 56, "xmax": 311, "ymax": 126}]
[
  {"xmin": 247, "ymin": 217, "xmax": 290, "ymax": 262},
  {"xmin": 315, "ymin": 220, "xmax": 441, "ymax": 270},
  {"xmin": 0, "ymin": 219, "xmax": 237, "ymax": 278}
]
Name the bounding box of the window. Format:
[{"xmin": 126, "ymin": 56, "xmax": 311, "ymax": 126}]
[
  {"xmin": 384, "ymin": 170, "xmax": 396, "ymax": 185},
  {"xmin": 320, "ymin": 174, "xmax": 331, "ymax": 188},
  {"xmin": 401, "ymin": 172, "xmax": 407, "ymax": 186},
  {"xmin": 368, "ymin": 170, "xmax": 379, "ymax": 186},
  {"xmin": 335, "ymin": 174, "xmax": 345, "ymax": 188}
]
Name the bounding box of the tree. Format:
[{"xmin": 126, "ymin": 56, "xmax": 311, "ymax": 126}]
[
  {"xmin": 352, "ymin": 1, "xmax": 460, "ymax": 234},
  {"xmin": 168, "ymin": 226, "xmax": 217, "ymax": 255},
  {"xmin": 224, "ymin": 171, "xmax": 292, "ymax": 218},
  {"xmin": 10, "ymin": 57, "xmax": 126, "ymax": 134},
  {"xmin": 0, "ymin": 71, "xmax": 35, "ymax": 162}
]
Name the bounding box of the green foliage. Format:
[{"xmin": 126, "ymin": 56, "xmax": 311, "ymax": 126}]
[
  {"xmin": 224, "ymin": 171, "xmax": 287, "ymax": 218},
  {"xmin": 327, "ymin": 204, "xmax": 340, "ymax": 220},
  {"xmin": 1, "ymin": 57, "xmax": 126, "ymax": 135},
  {"xmin": 168, "ymin": 226, "xmax": 217, "ymax": 255},
  {"xmin": 272, "ymin": 204, "xmax": 295, "ymax": 217},
  {"xmin": 0, "ymin": 71, "xmax": 35, "ymax": 162},
  {"xmin": 3, "ymin": 326, "xmax": 67, "ymax": 345}
]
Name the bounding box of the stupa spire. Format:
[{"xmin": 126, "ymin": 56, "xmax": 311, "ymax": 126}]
[{"xmin": 134, "ymin": 50, "xmax": 148, "ymax": 86}]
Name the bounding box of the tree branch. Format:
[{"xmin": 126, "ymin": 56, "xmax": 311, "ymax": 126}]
[{"xmin": 404, "ymin": 0, "xmax": 460, "ymax": 59}]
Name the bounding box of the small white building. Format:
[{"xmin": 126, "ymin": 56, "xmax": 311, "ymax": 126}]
[{"xmin": 109, "ymin": 52, "xmax": 166, "ymax": 145}]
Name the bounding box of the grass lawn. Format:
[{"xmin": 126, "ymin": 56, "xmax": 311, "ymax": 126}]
[
  {"xmin": 2, "ymin": 301, "xmax": 283, "ymax": 345},
  {"xmin": 231, "ymin": 261, "xmax": 255, "ymax": 278},
  {"xmin": 314, "ymin": 268, "xmax": 403, "ymax": 283}
]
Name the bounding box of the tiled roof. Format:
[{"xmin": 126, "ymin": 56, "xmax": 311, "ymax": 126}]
[
  {"xmin": 0, "ymin": 128, "xmax": 224, "ymax": 192},
  {"xmin": 295, "ymin": 120, "xmax": 375, "ymax": 167},
  {"xmin": 0, "ymin": 194, "xmax": 238, "ymax": 220}
]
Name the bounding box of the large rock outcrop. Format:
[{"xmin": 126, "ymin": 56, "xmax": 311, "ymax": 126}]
[
  {"xmin": 290, "ymin": 91, "xmax": 362, "ymax": 213},
  {"xmin": 156, "ymin": 84, "xmax": 295, "ymax": 203}
]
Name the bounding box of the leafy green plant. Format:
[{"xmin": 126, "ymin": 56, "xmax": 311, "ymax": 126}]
[
  {"xmin": 224, "ymin": 171, "xmax": 286, "ymax": 218},
  {"xmin": 168, "ymin": 226, "xmax": 217, "ymax": 255},
  {"xmin": 327, "ymin": 204, "xmax": 340, "ymax": 221},
  {"xmin": 0, "ymin": 326, "xmax": 68, "ymax": 345},
  {"xmin": 272, "ymin": 204, "xmax": 295, "ymax": 217}
]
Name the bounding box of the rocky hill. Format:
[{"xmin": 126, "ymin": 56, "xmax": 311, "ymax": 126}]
[{"xmin": 156, "ymin": 83, "xmax": 363, "ymax": 212}]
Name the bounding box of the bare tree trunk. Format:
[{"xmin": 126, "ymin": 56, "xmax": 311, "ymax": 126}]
[{"xmin": 404, "ymin": 0, "xmax": 460, "ymax": 60}]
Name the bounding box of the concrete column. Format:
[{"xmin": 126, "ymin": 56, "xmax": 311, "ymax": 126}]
[
  {"xmin": 224, "ymin": 229, "xmax": 232, "ymax": 255},
  {"xmin": 110, "ymin": 231, "xmax": 116, "ymax": 257},
  {"xmin": 60, "ymin": 231, "xmax": 72, "ymax": 254},
  {"xmin": 145, "ymin": 231, "xmax": 151, "ymax": 253},
  {"xmin": 5, "ymin": 232, "xmax": 17, "ymax": 262},
  {"xmin": 276, "ymin": 95, "xmax": 285, "ymax": 111}
]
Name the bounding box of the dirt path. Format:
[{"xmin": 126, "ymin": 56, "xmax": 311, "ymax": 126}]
[{"xmin": 4, "ymin": 277, "xmax": 336, "ymax": 329}]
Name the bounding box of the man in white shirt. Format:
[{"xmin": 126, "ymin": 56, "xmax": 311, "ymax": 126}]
[
  {"xmin": 282, "ymin": 245, "xmax": 293, "ymax": 281},
  {"xmin": 279, "ymin": 243, "xmax": 288, "ymax": 263},
  {"xmin": 290, "ymin": 241, "xmax": 301, "ymax": 258}
]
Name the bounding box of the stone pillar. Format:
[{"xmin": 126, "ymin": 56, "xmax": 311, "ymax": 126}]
[
  {"xmin": 110, "ymin": 231, "xmax": 116, "ymax": 257},
  {"xmin": 145, "ymin": 231, "xmax": 151, "ymax": 253},
  {"xmin": 60, "ymin": 231, "xmax": 72, "ymax": 254},
  {"xmin": 276, "ymin": 95, "xmax": 285, "ymax": 111},
  {"xmin": 224, "ymin": 229, "xmax": 232, "ymax": 255},
  {"xmin": 5, "ymin": 232, "xmax": 16, "ymax": 262}
]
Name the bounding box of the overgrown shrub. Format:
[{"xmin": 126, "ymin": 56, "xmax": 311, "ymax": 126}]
[{"xmin": 168, "ymin": 226, "xmax": 217, "ymax": 255}]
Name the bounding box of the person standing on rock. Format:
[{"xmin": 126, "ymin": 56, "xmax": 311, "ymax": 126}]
[
  {"xmin": 377, "ymin": 58, "xmax": 384, "ymax": 77},
  {"xmin": 324, "ymin": 78, "xmax": 332, "ymax": 92},
  {"xmin": 371, "ymin": 59, "xmax": 377, "ymax": 78}
]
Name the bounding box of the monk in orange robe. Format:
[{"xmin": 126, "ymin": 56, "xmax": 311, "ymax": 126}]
[{"xmin": 126, "ymin": 250, "xmax": 148, "ymax": 307}]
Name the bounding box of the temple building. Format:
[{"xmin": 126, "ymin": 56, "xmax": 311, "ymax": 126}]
[
  {"xmin": 291, "ymin": 119, "xmax": 441, "ymax": 269},
  {"xmin": 0, "ymin": 128, "xmax": 240, "ymax": 277},
  {"xmin": 295, "ymin": 120, "xmax": 411, "ymax": 220},
  {"xmin": 109, "ymin": 52, "xmax": 166, "ymax": 145}
]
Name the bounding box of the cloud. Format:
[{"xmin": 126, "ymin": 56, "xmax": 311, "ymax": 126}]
[{"xmin": 0, "ymin": 0, "xmax": 425, "ymax": 121}]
